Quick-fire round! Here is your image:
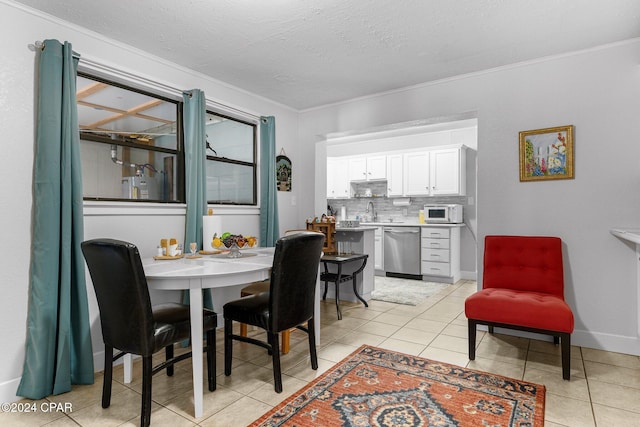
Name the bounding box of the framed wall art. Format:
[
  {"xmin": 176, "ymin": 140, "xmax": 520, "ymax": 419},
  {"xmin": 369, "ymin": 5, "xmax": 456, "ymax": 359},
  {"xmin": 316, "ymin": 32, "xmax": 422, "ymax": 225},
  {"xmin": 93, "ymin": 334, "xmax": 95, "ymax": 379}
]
[{"xmin": 519, "ymin": 125, "xmax": 574, "ymax": 181}]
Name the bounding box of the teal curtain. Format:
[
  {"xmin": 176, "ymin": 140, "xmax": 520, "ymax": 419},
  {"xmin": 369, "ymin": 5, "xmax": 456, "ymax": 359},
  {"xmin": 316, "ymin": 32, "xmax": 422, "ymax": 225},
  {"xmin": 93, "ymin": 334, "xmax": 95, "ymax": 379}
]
[
  {"xmin": 259, "ymin": 116, "xmax": 280, "ymax": 246},
  {"xmin": 17, "ymin": 39, "xmax": 94, "ymax": 399},
  {"xmin": 182, "ymin": 90, "xmax": 213, "ymax": 309}
]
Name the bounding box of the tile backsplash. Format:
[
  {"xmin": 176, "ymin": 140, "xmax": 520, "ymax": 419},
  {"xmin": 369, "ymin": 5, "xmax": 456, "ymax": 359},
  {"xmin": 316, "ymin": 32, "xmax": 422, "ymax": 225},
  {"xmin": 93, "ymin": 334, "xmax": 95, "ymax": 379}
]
[{"xmin": 327, "ymin": 181, "xmax": 467, "ymax": 222}]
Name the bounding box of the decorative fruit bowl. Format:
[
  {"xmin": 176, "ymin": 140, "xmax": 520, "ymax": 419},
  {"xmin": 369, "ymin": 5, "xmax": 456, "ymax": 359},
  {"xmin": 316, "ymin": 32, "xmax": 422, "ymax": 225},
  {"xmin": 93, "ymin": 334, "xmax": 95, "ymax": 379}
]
[{"xmin": 212, "ymin": 233, "xmax": 257, "ymax": 258}]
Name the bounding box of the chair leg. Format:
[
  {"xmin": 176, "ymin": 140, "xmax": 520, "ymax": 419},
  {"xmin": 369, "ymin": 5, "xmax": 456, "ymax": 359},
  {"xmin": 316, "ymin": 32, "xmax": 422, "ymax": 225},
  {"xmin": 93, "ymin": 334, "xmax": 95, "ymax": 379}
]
[
  {"xmin": 268, "ymin": 332, "xmax": 283, "ymax": 393},
  {"xmin": 323, "ymin": 280, "xmax": 328, "ymax": 300},
  {"xmin": 206, "ymin": 329, "xmax": 216, "ymax": 391},
  {"xmin": 240, "ymin": 323, "xmax": 248, "ymax": 337},
  {"xmin": 488, "ymin": 325, "xmax": 494, "ymax": 334},
  {"xmin": 282, "ymin": 329, "xmax": 291, "ymax": 354},
  {"xmin": 102, "ymin": 345, "xmax": 114, "ymax": 408},
  {"xmin": 224, "ymin": 318, "xmax": 234, "ymax": 376},
  {"xmin": 561, "ymin": 333, "xmax": 571, "ymax": 380},
  {"xmin": 165, "ymin": 345, "xmax": 174, "ymax": 376},
  {"xmin": 141, "ymin": 356, "xmax": 153, "ymax": 427},
  {"xmin": 468, "ymin": 319, "xmax": 477, "ymax": 360},
  {"xmin": 308, "ymin": 319, "xmax": 318, "ymax": 370}
]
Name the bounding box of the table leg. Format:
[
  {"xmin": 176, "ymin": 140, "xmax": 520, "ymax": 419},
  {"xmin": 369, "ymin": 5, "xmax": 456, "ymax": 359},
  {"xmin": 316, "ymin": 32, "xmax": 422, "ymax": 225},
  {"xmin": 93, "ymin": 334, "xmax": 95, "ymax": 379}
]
[
  {"xmin": 352, "ymin": 272, "xmax": 369, "ymax": 307},
  {"xmin": 189, "ymin": 282, "xmax": 204, "ymax": 419},
  {"xmin": 335, "ymin": 264, "xmax": 342, "ymax": 320},
  {"xmin": 322, "ymin": 262, "xmax": 329, "ymax": 300},
  {"xmin": 123, "ymin": 354, "xmax": 132, "ymax": 383},
  {"xmin": 314, "ymin": 273, "xmax": 321, "ymax": 344}
]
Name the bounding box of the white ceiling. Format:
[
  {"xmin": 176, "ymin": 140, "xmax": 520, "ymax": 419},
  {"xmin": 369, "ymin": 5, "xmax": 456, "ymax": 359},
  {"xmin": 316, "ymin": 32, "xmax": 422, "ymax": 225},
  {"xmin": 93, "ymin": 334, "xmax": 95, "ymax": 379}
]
[{"xmin": 14, "ymin": 0, "xmax": 640, "ymax": 110}]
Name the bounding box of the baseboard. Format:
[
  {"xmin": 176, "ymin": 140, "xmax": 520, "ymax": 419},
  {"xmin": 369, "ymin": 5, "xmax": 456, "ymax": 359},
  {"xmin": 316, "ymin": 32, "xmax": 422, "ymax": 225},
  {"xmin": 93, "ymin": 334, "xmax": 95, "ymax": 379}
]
[
  {"xmin": 479, "ymin": 325, "xmax": 640, "ymax": 356},
  {"xmin": 0, "ymin": 350, "xmax": 127, "ymax": 404},
  {"xmin": 0, "ymin": 377, "xmax": 21, "ymax": 403},
  {"xmin": 571, "ymin": 329, "xmax": 640, "ymax": 356},
  {"xmin": 460, "ymin": 270, "xmax": 477, "ymax": 281}
]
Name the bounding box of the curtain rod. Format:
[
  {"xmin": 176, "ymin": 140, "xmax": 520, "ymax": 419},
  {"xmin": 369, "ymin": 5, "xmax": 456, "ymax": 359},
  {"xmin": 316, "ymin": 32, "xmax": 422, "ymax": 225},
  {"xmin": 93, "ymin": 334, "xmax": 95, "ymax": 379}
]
[
  {"xmin": 29, "ymin": 39, "xmax": 80, "ymax": 60},
  {"xmin": 29, "ymin": 40, "xmax": 263, "ymax": 121}
]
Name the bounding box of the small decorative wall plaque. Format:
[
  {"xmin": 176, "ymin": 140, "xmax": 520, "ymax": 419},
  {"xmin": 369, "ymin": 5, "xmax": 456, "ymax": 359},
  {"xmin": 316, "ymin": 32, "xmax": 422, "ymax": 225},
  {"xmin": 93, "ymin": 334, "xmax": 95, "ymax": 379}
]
[{"xmin": 276, "ymin": 148, "xmax": 292, "ymax": 191}]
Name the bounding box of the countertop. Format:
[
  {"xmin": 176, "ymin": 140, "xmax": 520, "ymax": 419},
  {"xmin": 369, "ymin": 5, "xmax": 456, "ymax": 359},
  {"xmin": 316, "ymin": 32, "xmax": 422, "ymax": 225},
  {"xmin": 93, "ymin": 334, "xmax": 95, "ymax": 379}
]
[
  {"xmin": 610, "ymin": 228, "xmax": 640, "ymax": 245},
  {"xmin": 335, "ymin": 226, "xmax": 378, "ymax": 231},
  {"xmin": 336, "ymin": 222, "xmax": 465, "ymax": 231}
]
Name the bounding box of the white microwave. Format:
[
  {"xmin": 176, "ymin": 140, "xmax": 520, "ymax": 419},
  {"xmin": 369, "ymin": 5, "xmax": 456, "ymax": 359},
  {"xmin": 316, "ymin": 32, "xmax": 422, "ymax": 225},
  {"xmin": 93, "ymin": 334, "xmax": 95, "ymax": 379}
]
[{"xmin": 424, "ymin": 204, "xmax": 463, "ymax": 223}]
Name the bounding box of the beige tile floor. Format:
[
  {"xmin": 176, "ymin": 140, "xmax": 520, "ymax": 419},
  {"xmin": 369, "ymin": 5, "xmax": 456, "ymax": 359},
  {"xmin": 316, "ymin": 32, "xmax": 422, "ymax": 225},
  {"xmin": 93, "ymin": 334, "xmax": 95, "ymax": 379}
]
[{"xmin": 3, "ymin": 279, "xmax": 640, "ymax": 426}]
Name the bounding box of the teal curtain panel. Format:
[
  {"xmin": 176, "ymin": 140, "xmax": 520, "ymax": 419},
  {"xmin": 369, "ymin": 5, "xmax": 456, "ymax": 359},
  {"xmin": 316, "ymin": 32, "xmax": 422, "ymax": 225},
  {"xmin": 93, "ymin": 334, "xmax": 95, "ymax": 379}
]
[
  {"xmin": 259, "ymin": 116, "xmax": 280, "ymax": 246},
  {"xmin": 182, "ymin": 90, "xmax": 213, "ymax": 309},
  {"xmin": 17, "ymin": 39, "xmax": 94, "ymax": 399}
]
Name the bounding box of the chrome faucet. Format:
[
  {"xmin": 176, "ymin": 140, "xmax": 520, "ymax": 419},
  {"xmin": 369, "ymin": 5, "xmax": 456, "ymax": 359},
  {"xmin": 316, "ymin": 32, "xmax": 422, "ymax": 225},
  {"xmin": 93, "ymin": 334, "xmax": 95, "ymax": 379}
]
[{"xmin": 366, "ymin": 201, "xmax": 377, "ymax": 221}]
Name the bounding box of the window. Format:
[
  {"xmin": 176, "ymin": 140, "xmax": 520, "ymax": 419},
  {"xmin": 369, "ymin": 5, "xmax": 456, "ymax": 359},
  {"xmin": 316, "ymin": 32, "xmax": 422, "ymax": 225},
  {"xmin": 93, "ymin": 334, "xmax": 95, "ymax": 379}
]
[
  {"xmin": 77, "ymin": 74, "xmax": 183, "ymax": 202},
  {"xmin": 205, "ymin": 112, "xmax": 257, "ymax": 205}
]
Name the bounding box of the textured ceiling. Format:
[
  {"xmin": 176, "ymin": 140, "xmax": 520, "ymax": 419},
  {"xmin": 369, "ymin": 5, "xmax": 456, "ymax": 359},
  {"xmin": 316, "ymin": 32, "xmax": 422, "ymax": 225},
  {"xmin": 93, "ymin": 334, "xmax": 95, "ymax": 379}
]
[{"xmin": 14, "ymin": 0, "xmax": 640, "ymax": 110}]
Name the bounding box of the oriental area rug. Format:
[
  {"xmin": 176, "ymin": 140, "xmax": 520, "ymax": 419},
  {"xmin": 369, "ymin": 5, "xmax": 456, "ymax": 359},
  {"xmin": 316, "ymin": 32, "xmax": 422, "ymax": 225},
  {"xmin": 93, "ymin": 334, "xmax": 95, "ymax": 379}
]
[{"xmin": 250, "ymin": 345, "xmax": 545, "ymax": 427}]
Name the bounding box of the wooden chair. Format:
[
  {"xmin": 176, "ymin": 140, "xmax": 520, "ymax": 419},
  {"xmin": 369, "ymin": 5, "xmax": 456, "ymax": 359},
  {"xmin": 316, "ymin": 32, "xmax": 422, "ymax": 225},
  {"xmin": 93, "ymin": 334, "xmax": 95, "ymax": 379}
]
[
  {"xmin": 224, "ymin": 232, "xmax": 324, "ymax": 392},
  {"xmin": 465, "ymin": 235, "xmax": 574, "ymax": 379}
]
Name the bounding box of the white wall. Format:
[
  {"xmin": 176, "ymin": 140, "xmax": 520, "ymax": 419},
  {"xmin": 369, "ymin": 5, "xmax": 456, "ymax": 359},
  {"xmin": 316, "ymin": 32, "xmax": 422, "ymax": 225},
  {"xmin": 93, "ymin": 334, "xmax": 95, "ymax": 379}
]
[
  {"xmin": 0, "ymin": 1, "xmax": 301, "ymax": 402},
  {"xmin": 301, "ymin": 39, "xmax": 640, "ymax": 356}
]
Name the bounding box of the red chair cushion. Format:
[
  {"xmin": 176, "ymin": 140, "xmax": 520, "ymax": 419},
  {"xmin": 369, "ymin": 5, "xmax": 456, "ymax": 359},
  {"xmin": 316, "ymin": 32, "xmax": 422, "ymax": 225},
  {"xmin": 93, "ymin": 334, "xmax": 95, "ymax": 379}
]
[
  {"xmin": 465, "ymin": 287, "xmax": 574, "ymax": 333},
  {"xmin": 483, "ymin": 235, "xmax": 564, "ymax": 296}
]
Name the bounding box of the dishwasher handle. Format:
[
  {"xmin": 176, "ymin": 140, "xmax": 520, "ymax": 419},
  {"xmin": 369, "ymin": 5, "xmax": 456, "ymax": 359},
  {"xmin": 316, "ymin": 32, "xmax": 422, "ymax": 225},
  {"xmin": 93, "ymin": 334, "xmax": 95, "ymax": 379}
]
[{"xmin": 384, "ymin": 229, "xmax": 420, "ymax": 234}]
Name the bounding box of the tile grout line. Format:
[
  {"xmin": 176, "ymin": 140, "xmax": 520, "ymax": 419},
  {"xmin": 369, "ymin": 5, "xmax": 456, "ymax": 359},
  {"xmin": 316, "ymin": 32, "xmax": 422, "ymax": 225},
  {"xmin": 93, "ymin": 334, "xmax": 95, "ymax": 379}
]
[{"xmin": 582, "ymin": 346, "xmax": 599, "ymax": 427}]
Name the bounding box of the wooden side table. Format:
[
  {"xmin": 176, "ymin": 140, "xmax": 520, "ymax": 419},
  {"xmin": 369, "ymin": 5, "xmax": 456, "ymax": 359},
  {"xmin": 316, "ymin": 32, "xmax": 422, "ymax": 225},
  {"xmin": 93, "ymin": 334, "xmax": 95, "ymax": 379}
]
[{"xmin": 320, "ymin": 253, "xmax": 369, "ymax": 320}]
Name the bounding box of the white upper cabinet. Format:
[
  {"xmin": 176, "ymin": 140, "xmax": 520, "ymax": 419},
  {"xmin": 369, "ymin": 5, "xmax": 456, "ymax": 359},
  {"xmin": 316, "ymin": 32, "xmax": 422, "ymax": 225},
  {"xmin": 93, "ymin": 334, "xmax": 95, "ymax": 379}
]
[
  {"xmin": 429, "ymin": 147, "xmax": 466, "ymax": 196},
  {"xmin": 348, "ymin": 155, "xmax": 386, "ymax": 181},
  {"xmin": 327, "ymin": 157, "xmax": 350, "ymax": 198},
  {"xmin": 348, "ymin": 157, "xmax": 367, "ymax": 181},
  {"xmin": 327, "ymin": 145, "xmax": 468, "ymax": 198},
  {"xmin": 403, "ymin": 152, "xmax": 430, "ymax": 196},
  {"xmin": 399, "ymin": 146, "xmax": 467, "ymax": 197},
  {"xmin": 366, "ymin": 156, "xmax": 386, "ymax": 180},
  {"xmin": 386, "ymin": 154, "xmax": 404, "ymax": 196}
]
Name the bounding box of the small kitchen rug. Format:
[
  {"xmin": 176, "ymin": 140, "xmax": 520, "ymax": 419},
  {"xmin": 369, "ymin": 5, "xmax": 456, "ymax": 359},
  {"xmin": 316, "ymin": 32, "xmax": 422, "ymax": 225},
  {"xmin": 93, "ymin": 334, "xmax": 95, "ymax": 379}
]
[
  {"xmin": 248, "ymin": 345, "xmax": 545, "ymax": 426},
  {"xmin": 371, "ymin": 276, "xmax": 448, "ymax": 305}
]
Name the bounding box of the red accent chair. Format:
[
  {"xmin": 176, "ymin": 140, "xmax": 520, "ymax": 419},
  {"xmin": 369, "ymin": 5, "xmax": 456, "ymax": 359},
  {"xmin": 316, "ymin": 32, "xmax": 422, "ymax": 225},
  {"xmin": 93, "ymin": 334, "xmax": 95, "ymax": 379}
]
[{"xmin": 465, "ymin": 235, "xmax": 574, "ymax": 379}]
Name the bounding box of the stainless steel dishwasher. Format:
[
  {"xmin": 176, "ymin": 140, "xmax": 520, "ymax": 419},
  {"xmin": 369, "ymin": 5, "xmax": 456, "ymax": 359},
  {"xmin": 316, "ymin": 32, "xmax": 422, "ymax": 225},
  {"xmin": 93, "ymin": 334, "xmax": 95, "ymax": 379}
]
[{"xmin": 383, "ymin": 227, "xmax": 421, "ymax": 278}]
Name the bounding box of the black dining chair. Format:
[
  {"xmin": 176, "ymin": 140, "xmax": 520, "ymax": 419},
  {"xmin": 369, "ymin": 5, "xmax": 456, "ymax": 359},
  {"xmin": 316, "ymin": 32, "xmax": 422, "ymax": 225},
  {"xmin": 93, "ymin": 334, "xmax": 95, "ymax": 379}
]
[
  {"xmin": 81, "ymin": 238, "xmax": 217, "ymax": 427},
  {"xmin": 223, "ymin": 231, "xmax": 325, "ymax": 393}
]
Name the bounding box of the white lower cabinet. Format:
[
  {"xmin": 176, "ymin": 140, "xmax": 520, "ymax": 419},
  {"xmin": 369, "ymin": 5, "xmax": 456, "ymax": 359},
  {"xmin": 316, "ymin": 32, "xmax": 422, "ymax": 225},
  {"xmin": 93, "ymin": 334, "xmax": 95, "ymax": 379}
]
[
  {"xmin": 421, "ymin": 226, "xmax": 461, "ymax": 283},
  {"xmin": 374, "ymin": 227, "xmax": 383, "ymax": 271}
]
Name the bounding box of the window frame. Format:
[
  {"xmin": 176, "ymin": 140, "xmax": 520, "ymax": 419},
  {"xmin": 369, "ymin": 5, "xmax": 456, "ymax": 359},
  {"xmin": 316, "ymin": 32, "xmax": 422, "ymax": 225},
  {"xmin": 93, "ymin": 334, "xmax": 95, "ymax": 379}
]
[
  {"xmin": 77, "ymin": 72, "xmax": 185, "ymax": 203},
  {"xmin": 204, "ymin": 110, "xmax": 258, "ymax": 206}
]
